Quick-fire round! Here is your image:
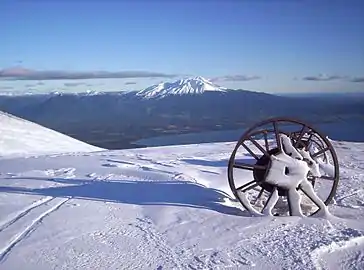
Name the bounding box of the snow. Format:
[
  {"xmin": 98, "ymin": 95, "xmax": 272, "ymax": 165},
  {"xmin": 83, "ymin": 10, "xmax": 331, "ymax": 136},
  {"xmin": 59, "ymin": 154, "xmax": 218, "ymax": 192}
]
[
  {"xmin": 136, "ymin": 76, "xmax": 228, "ymax": 99},
  {"xmin": 263, "ymin": 134, "xmax": 328, "ymax": 217},
  {"xmin": 0, "ymin": 133, "xmax": 363, "ymax": 269},
  {"xmin": 0, "ymin": 111, "xmax": 103, "ymax": 158}
]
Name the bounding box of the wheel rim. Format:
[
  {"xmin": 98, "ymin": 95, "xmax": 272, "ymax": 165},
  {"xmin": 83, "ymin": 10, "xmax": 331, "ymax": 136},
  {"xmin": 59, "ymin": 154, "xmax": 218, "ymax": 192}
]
[{"xmin": 227, "ymin": 117, "xmax": 340, "ymax": 217}]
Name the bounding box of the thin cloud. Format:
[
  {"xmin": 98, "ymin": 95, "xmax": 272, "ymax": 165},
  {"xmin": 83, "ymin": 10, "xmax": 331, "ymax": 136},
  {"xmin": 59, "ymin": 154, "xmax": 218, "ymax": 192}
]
[
  {"xmin": 25, "ymin": 84, "xmax": 37, "ymax": 87},
  {"xmin": 0, "ymin": 86, "xmax": 14, "ymax": 90},
  {"xmin": 349, "ymin": 77, "xmax": 364, "ymax": 83},
  {"xmin": 64, "ymin": 82, "xmax": 86, "ymax": 87},
  {"xmin": 212, "ymin": 75, "xmax": 261, "ymax": 82},
  {"xmin": 125, "ymin": 81, "xmax": 137, "ymax": 85},
  {"xmin": 302, "ymin": 74, "xmax": 343, "ymax": 81},
  {"xmin": 0, "ymin": 67, "xmax": 178, "ymax": 81}
]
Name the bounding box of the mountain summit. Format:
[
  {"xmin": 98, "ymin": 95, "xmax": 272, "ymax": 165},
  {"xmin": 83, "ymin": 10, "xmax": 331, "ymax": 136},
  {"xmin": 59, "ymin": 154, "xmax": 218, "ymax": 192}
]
[{"xmin": 136, "ymin": 76, "xmax": 228, "ymax": 99}]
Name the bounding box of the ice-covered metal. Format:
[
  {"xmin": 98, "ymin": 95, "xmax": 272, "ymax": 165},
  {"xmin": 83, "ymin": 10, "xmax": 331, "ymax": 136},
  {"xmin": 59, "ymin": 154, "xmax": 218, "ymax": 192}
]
[{"xmin": 227, "ymin": 118, "xmax": 340, "ymax": 217}]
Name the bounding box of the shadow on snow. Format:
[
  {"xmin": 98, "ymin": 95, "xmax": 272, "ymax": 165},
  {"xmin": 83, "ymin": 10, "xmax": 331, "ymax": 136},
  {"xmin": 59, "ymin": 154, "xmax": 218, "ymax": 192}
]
[
  {"xmin": 0, "ymin": 177, "xmax": 246, "ymax": 216},
  {"xmin": 180, "ymin": 157, "xmax": 255, "ymax": 168}
]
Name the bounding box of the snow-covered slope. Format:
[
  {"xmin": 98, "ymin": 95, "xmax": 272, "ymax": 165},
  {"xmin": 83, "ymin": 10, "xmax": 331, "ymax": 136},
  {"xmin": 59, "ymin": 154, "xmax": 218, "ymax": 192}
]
[
  {"xmin": 136, "ymin": 76, "xmax": 228, "ymax": 99},
  {"xmin": 0, "ymin": 139, "xmax": 363, "ymax": 269},
  {"xmin": 0, "ymin": 111, "xmax": 103, "ymax": 157}
]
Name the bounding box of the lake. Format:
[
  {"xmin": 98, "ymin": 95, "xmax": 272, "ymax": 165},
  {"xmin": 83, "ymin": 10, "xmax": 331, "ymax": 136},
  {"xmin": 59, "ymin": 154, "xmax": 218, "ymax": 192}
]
[{"xmin": 134, "ymin": 120, "xmax": 364, "ymax": 147}]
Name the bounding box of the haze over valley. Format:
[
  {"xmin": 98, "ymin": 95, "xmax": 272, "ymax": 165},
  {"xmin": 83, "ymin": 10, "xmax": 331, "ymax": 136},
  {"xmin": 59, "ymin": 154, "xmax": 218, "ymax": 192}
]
[{"xmin": 0, "ymin": 77, "xmax": 363, "ymax": 149}]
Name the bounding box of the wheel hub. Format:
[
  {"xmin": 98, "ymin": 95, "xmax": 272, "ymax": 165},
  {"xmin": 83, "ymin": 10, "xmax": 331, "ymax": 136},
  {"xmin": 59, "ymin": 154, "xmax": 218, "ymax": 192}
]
[
  {"xmin": 253, "ymin": 148, "xmax": 289, "ymax": 196},
  {"xmin": 253, "ymin": 138, "xmax": 317, "ymax": 196}
]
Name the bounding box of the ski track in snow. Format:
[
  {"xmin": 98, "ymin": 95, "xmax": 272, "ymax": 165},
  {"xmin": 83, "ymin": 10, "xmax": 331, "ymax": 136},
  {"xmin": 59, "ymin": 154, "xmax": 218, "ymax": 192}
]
[
  {"xmin": 0, "ymin": 197, "xmax": 70, "ymax": 262},
  {"xmin": 0, "ymin": 140, "xmax": 363, "ymax": 269},
  {"xmin": 0, "ymin": 196, "xmax": 54, "ymax": 233}
]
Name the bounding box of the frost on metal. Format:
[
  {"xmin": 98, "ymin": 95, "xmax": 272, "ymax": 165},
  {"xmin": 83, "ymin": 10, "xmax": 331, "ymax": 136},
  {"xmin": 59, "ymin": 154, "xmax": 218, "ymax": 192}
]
[{"xmin": 228, "ymin": 118, "xmax": 340, "ymax": 217}]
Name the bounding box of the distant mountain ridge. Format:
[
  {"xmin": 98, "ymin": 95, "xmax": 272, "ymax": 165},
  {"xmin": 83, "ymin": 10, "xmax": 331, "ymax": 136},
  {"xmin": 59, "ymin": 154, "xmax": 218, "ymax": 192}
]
[
  {"xmin": 0, "ymin": 77, "xmax": 363, "ymax": 149},
  {"xmin": 135, "ymin": 76, "xmax": 228, "ymax": 99},
  {"xmin": 0, "ymin": 76, "xmax": 239, "ymax": 98}
]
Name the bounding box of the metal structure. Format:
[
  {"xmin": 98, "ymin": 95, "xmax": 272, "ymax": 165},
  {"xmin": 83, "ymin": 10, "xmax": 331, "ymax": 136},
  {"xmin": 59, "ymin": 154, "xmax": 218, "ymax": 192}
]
[{"xmin": 228, "ymin": 118, "xmax": 339, "ymax": 217}]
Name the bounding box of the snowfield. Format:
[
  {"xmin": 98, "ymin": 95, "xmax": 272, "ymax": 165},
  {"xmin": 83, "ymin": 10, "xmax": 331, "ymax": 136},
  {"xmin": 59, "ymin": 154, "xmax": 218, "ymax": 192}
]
[
  {"xmin": 0, "ymin": 115, "xmax": 363, "ymax": 269},
  {"xmin": 0, "ymin": 111, "xmax": 103, "ymax": 158}
]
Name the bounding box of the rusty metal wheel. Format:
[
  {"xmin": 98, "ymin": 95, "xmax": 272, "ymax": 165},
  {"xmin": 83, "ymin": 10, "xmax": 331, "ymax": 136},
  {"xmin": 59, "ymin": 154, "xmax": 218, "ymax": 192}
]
[{"xmin": 227, "ymin": 118, "xmax": 340, "ymax": 217}]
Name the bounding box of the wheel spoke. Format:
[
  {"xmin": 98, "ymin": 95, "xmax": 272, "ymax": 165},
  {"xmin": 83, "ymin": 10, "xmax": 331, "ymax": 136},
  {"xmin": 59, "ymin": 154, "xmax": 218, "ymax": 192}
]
[
  {"xmin": 311, "ymin": 147, "xmax": 330, "ymax": 158},
  {"xmin": 233, "ymin": 162, "xmax": 266, "ymax": 171},
  {"xmin": 317, "ymin": 175, "xmax": 336, "ymax": 181},
  {"xmin": 273, "ymin": 121, "xmax": 282, "ymax": 151},
  {"xmin": 304, "ymin": 132, "xmax": 314, "ymax": 150},
  {"xmin": 252, "ymin": 188, "xmax": 265, "ymax": 205},
  {"xmin": 294, "ymin": 125, "xmax": 308, "ymax": 148},
  {"xmin": 249, "ymin": 137, "xmax": 270, "ymax": 157},
  {"xmin": 236, "ymin": 180, "xmax": 260, "ymax": 193},
  {"xmin": 241, "ymin": 142, "xmax": 260, "ymax": 160},
  {"xmin": 262, "ymin": 188, "xmax": 279, "ymax": 215},
  {"xmin": 263, "ymin": 131, "xmax": 269, "ymax": 152}
]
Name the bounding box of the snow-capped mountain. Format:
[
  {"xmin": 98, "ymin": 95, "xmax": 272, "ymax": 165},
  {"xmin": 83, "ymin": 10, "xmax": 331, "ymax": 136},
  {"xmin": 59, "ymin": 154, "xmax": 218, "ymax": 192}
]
[{"xmin": 136, "ymin": 76, "xmax": 228, "ymax": 99}]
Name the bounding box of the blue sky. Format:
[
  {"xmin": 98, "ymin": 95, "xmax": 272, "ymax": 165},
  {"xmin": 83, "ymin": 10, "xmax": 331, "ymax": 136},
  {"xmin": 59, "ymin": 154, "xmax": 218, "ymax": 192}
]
[{"xmin": 0, "ymin": 0, "xmax": 363, "ymax": 94}]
